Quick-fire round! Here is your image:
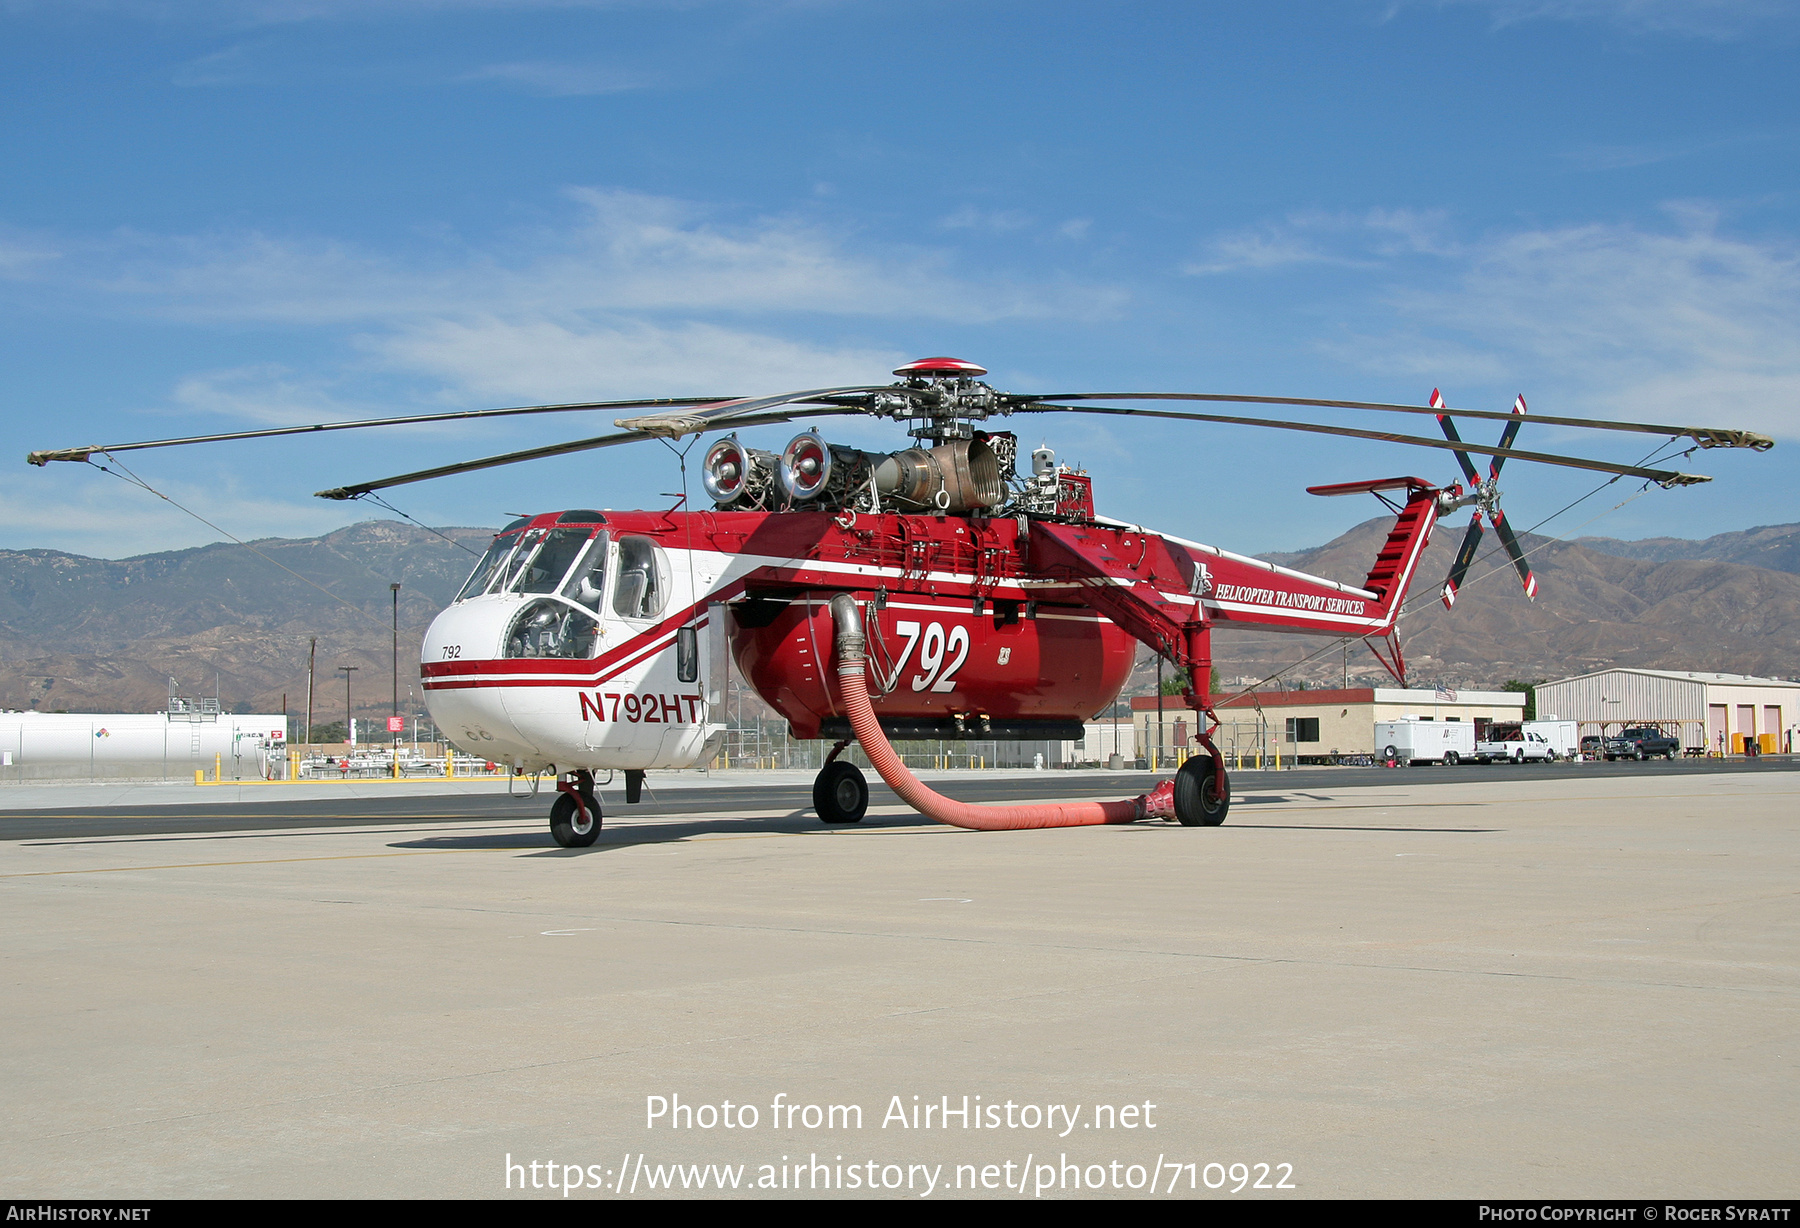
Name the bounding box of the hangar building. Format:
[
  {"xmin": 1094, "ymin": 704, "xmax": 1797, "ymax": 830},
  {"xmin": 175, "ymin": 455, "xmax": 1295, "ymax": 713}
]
[{"xmin": 1533, "ymin": 669, "xmax": 1796, "ymax": 754}]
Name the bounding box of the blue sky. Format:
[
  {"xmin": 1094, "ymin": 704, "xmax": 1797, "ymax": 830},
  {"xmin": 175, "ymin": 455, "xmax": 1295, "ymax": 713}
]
[{"xmin": 3, "ymin": 0, "xmax": 1796, "ymax": 563}]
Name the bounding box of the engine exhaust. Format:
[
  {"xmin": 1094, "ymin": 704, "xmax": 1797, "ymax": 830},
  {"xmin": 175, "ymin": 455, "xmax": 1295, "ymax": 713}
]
[{"xmin": 828, "ymin": 594, "xmax": 1173, "ymax": 830}]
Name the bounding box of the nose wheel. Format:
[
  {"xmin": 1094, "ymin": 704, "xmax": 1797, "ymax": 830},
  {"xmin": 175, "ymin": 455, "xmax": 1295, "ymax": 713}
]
[
  {"xmin": 551, "ymin": 771, "xmax": 602, "ymax": 847},
  {"xmin": 814, "ymin": 759, "xmax": 869, "ymax": 825}
]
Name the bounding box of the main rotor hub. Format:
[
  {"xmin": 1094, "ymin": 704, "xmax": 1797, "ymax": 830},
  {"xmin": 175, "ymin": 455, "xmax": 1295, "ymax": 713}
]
[
  {"xmin": 879, "ymin": 357, "xmax": 1003, "ymax": 444},
  {"xmin": 892, "ymin": 357, "xmax": 988, "ymax": 378}
]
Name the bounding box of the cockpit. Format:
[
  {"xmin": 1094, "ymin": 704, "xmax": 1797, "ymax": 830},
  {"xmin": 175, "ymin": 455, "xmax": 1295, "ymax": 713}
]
[{"xmin": 455, "ymin": 516, "xmax": 671, "ymax": 659}]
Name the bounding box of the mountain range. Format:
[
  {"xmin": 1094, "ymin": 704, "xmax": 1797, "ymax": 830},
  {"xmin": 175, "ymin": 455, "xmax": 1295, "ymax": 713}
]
[{"xmin": 1, "ymin": 517, "xmax": 1795, "ymax": 717}]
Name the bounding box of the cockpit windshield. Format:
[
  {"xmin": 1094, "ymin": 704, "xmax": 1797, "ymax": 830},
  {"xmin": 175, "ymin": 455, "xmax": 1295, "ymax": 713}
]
[
  {"xmin": 455, "ymin": 531, "xmax": 523, "ymax": 602},
  {"xmin": 515, "ymin": 527, "xmax": 594, "ymax": 595}
]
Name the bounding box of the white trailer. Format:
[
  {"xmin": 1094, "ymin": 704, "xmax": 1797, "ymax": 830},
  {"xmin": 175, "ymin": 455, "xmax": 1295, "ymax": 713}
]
[
  {"xmin": 1374, "ymin": 718, "xmax": 1476, "ymax": 765},
  {"xmin": 1525, "ymin": 719, "xmax": 1579, "ymax": 759}
]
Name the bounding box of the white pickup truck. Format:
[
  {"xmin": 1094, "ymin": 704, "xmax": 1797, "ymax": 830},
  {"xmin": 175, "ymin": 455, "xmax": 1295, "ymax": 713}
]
[{"xmin": 1476, "ymin": 723, "xmax": 1563, "ymax": 763}]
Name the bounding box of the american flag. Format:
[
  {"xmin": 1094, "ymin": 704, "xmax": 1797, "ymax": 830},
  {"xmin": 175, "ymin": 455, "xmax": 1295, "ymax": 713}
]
[{"xmin": 1435, "ymin": 685, "xmax": 1457, "ymax": 701}]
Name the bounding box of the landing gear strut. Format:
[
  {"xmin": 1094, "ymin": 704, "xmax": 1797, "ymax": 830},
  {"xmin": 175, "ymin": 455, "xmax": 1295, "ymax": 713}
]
[{"xmin": 551, "ymin": 770, "xmax": 601, "ymax": 847}]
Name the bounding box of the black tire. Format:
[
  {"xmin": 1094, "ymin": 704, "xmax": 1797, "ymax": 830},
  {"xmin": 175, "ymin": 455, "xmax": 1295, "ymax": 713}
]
[
  {"xmin": 1545, "ymin": 750, "xmax": 1557, "ymax": 763},
  {"xmin": 1634, "ymin": 747, "xmax": 1647, "ymax": 762},
  {"xmin": 1174, "ymin": 755, "xmax": 1229, "ymax": 826},
  {"xmin": 1443, "ymin": 751, "xmax": 1459, "ymax": 766},
  {"xmin": 1664, "ymin": 749, "xmax": 1675, "ymax": 761},
  {"xmin": 813, "ymin": 760, "xmax": 868, "ymax": 824},
  {"xmin": 1383, "ymin": 744, "xmax": 1400, "ymax": 762},
  {"xmin": 550, "ymin": 791, "xmax": 601, "ymax": 848}
]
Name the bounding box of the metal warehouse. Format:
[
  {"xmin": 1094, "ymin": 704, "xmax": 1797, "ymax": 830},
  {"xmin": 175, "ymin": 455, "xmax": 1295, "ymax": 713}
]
[{"xmin": 1533, "ymin": 669, "xmax": 1797, "ymax": 754}]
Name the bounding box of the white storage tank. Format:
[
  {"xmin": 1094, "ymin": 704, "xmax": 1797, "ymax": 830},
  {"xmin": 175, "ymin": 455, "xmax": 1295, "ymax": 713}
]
[{"xmin": 0, "ymin": 711, "xmax": 288, "ymax": 781}]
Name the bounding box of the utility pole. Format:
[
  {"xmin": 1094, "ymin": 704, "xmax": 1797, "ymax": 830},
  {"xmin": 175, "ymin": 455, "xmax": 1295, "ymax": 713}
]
[
  {"xmin": 390, "ymin": 583, "xmax": 401, "ymax": 739},
  {"xmin": 338, "ymin": 665, "xmax": 359, "ymax": 744},
  {"xmin": 305, "ymin": 637, "xmax": 316, "ymax": 745}
]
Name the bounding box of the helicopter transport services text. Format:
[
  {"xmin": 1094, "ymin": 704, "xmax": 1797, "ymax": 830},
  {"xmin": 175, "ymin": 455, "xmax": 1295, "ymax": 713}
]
[{"xmin": 500, "ymin": 1092, "xmax": 1298, "ymax": 1197}]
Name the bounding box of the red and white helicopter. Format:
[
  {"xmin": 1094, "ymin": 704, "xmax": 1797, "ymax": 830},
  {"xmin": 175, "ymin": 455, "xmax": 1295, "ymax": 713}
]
[{"xmin": 28, "ymin": 358, "xmax": 1771, "ymax": 844}]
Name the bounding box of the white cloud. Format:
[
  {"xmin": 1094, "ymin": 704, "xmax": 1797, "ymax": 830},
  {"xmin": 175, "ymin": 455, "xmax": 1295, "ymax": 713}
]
[
  {"xmin": 1184, "ymin": 229, "xmax": 1346, "ymax": 276},
  {"xmin": 1316, "ymin": 211, "xmax": 1800, "ymax": 440},
  {"xmin": 9, "ymin": 186, "xmax": 1129, "ymax": 431},
  {"xmin": 0, "ymin": 223, "xmax": 61, "ymax": 279},
  {"xmin": 1185, "ymin": 208, "xmax": 1453, "ymax": 275},
  {"xmin": 1402, "ymin": 0, "xmax": 1795, "ymax": 39},
  {"xmin": 2, "ymin": 1, "xmax": 718, "ymax": 25},
  {"xmin": 458, "ymin": 60, "xmax": 656, "ymax": 96},
  {"xmin": 168, "ymin": 364, "xmax": 386, "ymax": 425},
  {"xmin": 0, "ymin": 468, "xmax": 354, "ymax": 559},
  {"xmin": 372, "ymin": 317, "xmax": 904, "ymax": 402},
  {"xmin": 170, "ymin": 41, "xmax": 264, "ymax": 86},
  {"xmin": 939, "ymin": 206, "xmax": 1033, "ymax": 233},
  {"xmin": 79, "ymin": 188, "xmax": 1116, "ymax": 327}
]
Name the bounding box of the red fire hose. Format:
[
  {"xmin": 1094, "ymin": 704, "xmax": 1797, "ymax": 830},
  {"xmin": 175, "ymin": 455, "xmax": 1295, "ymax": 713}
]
[{"xmin": 828, "ymin": 594, "xmax": 1171, "ymax": 829}]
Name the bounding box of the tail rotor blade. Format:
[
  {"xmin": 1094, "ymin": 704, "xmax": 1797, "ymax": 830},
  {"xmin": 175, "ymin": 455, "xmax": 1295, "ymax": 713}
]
[
  {"xmin": 1489, "ymin": 394, "xmax": 1528, "ymax": 481},
  {"xmin": 1441, "ymin": 513, "xmax": 1485, "ymax": 609},
  {"xmin": 1490, "ymin": 505, "xmax": 1538, "ymax": 600},
  {"xmin": 1432, "ymin": 388, "xmax": 1482, "ymax": 488}
]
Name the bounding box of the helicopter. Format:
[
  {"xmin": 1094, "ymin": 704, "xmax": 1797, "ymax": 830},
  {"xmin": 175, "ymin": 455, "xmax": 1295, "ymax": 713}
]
[{"xmin": 27, "ymin": 357, "xmax": 1773, "ymax": 845}]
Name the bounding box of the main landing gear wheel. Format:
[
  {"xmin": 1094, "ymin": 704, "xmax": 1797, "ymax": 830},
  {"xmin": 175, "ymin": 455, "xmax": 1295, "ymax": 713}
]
[
  {"xmin": 1174, "ymin": 755, "xmax": 1229, "ymax": 827},
  {"xmin": 813, "ymin": 760, "xmax": 869, "ymax": 824},
  {"xmin": 550, "ymin": 790, "xmax": 601, "ymax": 848}
]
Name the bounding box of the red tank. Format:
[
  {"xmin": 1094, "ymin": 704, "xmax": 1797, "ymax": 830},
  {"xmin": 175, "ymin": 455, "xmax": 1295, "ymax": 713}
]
[{"xmin": 730, "ymin": 590, "xmax": 1136, "ymax": 740}]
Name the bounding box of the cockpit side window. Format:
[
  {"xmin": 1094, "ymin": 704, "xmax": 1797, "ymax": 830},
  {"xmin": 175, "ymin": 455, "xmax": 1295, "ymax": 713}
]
[
  {"xmin": 560, "ymin": 533, "xmax": 609, "ymax": 612},
  {"xmin": 516, "ymin": 527, "xmax": 593, "ymax": 595},
  {"xmin": 611, "ymin": 536, "xmax": 669, "ymax": 620},
  {"xmin": 456, "ymin": 532, "xmax": 522, "ymax": 602}
]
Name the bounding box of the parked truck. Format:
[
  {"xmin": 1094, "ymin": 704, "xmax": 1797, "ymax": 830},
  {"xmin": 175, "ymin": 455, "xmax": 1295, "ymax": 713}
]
[
  {"xmin": 1375, "ymin": 718, "xmax": 1477, "ymax": 765},
  {"xmin": 1477, "ymin": 719, "xmax": 1579, "ymax": 763}
]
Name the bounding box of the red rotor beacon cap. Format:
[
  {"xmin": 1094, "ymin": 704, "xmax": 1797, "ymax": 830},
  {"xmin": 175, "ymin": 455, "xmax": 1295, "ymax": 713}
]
[{"xmin": 893, "ymin": 357, "xmax": 988, "ymax": 378}]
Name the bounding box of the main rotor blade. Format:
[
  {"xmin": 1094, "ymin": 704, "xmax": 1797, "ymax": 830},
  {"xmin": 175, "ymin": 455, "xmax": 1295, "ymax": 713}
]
[
  {"xmin": 1018, "ymin": 403, "xmax": 1711, "ymax": 487},
  {"xmin": 612, "ymin": 385, "xmax": 895, "ymax": 436},
  {"xmin": 1011, "ymin": 391, "xmax": 1773, "ymax": 452},
  {"xmin": 313, "ymin": 406, "xmax": 857, "ymax": 500},
  {"xmin": 24, "ymin": 397, "xmax": 737, "ymax": 467}
]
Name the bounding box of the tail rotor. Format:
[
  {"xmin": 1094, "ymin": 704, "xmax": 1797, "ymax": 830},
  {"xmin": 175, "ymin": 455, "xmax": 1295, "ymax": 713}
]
[{"xmin": 1436, "ymin": 390, "xmax": 1537, "ymax": 608}]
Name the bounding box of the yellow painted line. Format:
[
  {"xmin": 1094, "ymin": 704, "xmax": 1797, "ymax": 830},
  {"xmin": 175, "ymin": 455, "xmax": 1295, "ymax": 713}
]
[{"xmin": 192, "ymin": 776, "xmax": 517, "ymax": 786}]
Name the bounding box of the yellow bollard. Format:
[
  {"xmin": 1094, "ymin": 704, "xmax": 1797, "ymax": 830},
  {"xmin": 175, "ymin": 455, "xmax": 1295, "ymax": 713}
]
[{"xmin": 214, "ymin": 752, "xmax": 222, "ymax": 782}]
